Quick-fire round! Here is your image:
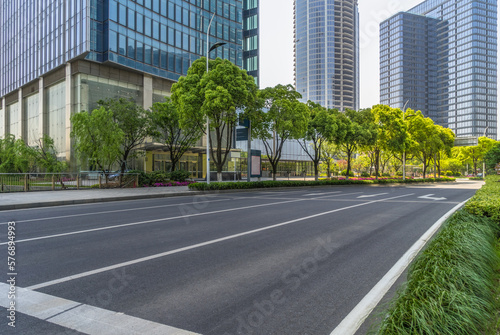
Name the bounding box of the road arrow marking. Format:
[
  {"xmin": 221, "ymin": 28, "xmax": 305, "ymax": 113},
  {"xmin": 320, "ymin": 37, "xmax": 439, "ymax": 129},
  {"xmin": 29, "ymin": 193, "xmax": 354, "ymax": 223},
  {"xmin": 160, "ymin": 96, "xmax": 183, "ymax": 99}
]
[
  {"xmin": 418, "ymin": 194, "xmax": 447, "ymax": 201},
  {"xmin": 357, "ymin": 193, "xmax": 388, "ymax": 198}
]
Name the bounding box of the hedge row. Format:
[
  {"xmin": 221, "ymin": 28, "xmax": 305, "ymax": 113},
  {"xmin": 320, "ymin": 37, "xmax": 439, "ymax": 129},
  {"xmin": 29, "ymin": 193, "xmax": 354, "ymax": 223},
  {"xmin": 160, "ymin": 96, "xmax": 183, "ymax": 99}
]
[
  {"xmin": 377, "ymin": 174, "xmax": 500, "ymax": 334},
  {"xmin": 377, "ymin": 210, "xmax": 499, "ymax": 335},
  {"xmin": 465, "ymin": 175, "xmax": 500, "ymax": 224},
  {"xmin": 187, "ymin": 177, "xmax": 456, "ymax": 191}
]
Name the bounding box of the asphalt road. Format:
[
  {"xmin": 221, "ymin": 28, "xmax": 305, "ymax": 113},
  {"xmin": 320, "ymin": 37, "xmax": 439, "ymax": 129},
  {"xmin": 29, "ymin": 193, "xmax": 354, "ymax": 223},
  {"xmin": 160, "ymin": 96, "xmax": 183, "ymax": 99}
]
[{"xmin": 0, "ymin": 181, "xmax": 481, "ymax": 335}]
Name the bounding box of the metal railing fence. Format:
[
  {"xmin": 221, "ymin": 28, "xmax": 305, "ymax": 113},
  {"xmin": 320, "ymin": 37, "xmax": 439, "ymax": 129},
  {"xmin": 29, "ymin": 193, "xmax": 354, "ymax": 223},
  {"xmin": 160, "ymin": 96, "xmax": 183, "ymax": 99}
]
[{"xmin": 0, "ymin": 173, "xmax": 140, "ymax": 193}]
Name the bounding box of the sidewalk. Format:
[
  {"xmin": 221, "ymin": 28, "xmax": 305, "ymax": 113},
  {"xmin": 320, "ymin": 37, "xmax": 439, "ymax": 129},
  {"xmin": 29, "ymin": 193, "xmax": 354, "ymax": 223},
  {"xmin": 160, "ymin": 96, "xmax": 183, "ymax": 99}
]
[{"xmin": 0, "ymin": 186, "xmax": 197, "ymax": 211}]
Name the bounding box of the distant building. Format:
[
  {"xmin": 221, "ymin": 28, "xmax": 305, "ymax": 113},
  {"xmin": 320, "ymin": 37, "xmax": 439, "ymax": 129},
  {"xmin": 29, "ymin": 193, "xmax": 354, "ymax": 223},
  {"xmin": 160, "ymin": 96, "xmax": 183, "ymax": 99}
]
[
  {"xmin": 380, "ymin": 0, "xmax": 498, "ymax": 139},
  {"xmin": 293, "ymin": 0, "xmax": 360, "ymax": 111},
  {"xmin": 0, "ymin": 0, "xmax": 259, "ymax": 177}
]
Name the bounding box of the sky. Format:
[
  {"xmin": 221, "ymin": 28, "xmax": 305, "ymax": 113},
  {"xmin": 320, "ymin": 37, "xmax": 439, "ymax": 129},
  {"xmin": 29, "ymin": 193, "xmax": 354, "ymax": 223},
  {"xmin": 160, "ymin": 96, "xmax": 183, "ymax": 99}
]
[{"xmin": 259, "ymin": 0, "xmax": 432, "ymax": 109}]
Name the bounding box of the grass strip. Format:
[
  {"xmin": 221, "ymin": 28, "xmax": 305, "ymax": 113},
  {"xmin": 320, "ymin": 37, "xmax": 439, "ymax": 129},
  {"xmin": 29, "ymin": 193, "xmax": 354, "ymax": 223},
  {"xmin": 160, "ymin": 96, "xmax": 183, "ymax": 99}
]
[
  {"xmin": 376, "ymin": 211, "xmax": 499, "ymax": 335},
  {"xmin": 188, "ymin": 177, "xmax": 456, "ymax": 191}
]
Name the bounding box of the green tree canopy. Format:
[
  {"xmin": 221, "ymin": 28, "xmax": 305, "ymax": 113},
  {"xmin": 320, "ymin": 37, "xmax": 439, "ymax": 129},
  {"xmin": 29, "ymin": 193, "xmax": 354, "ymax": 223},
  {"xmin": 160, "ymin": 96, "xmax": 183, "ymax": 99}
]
[
  {"xmin": 331, "ymin": 108, "xmax": 377, "ymax": 179},
  {"xmin": 171, "ymin": 57, "xmax": 258, "ymax": 181},
  {"xmin": 97, "ymin": 98, "xmax": 152, "ymax": 176},
  {"xmin": 454, "ymin": 136, "xmax": 496, "ymax": 175},
  {"xmin": 252, "ymin": 84, "xmax": 309, "ymax": 181},
  {"xmin": 297, "ymin": 101, "xmax": 340, "ymax": 180},
  {"xmin": 149, "ymin": 97, "xmax": 203, "ymax": 172},
  {"xmin": 71, "ymin": 107, "xmax": 124, "ymax": 181}
]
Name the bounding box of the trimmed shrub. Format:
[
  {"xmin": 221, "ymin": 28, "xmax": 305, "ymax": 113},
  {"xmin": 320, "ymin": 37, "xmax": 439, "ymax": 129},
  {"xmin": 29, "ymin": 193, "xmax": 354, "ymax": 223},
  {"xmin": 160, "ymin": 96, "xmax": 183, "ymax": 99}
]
[
  {"xmin": 170, "ymin": 169, "xmax": 190, "ymax": 182},
  {"xmin": 465, "ymin": 175, "xmax": 500, "ymax": 224},
  {"xmin": 361, "ymin": 172, "xmax": 370, "ymax": 177},
  {"xmin": 187, "ymin": 177, "xmax": 455, "ymax": 191},
  {"xmin": 340, "ymin": 169, "xmax": 354, "ymax": 177}
]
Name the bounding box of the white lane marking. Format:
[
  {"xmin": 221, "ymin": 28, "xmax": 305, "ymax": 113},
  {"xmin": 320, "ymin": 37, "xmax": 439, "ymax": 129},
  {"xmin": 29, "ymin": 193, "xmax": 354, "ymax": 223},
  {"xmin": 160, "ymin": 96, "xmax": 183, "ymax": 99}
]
[
  {"xmin": 357, "ymin": 193, "xmax": 389, "ymax": 199},
  {"xmin": 0, "ymin": 198, "xmax": 306, "ymax": 245},
  {"xmin": 0, "ymin": 198, "xmax": 232, "ymax": 224},
  {"xmin": 27, "ymin": 193, "xmax": 414, "ymax": 290},
  {"xmin": 0, "ymin": 283, "xmax": 199, "ymax": 335},
  {"xmin": 418, "ymin": 194, "xmax": 447, "ymax": 201},
  {"xmin": 330, "ymin": 199, "xmax": 469, "ymax": 335},
  {"xmin": 304, "ymin": 192, "xmax": 342, "ymax": 196}
]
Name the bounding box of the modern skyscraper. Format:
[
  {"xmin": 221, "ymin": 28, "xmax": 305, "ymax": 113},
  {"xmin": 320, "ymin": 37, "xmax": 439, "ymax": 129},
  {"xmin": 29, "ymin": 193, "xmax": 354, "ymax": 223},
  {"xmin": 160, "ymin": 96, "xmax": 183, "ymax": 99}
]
[
  {"xmin": 293, "ymin": 0, "xmax": 360, "ymax": 111},
  {"xmin": 380, "ymin": 0, "xmax": 497, "ymax": 139},
  {"xmin": 0, "ymin": 0, "xmax": 259, "ymax": 174}
]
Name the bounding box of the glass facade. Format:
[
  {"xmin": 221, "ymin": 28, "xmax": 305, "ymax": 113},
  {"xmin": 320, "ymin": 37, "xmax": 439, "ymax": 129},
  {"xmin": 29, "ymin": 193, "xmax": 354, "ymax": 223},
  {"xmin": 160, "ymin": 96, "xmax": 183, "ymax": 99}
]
[
  {"xmin": 102, "ymin": 0, "xmax": 244, "ymax": 82},
  {"xmin": 0, "ymin": 0, "xmax": 259, "ymax": 171},
  {"xmin": 294, "ymin": 0, "xmax": 360, "ymax": 111},
  {"xmin": 380, "ymin": 13, "xmax": 439, "ymax": 120},
  {"xmin": 0, "ymin": 0, "xmax": 90, "ymax": 98},
  {"xmin": 243, "ymin": 0, "xmax": 259, "ymax": 85},
  {"xmin": 381, "ymin": 0, "xmax": 498, "ymax": 139}
]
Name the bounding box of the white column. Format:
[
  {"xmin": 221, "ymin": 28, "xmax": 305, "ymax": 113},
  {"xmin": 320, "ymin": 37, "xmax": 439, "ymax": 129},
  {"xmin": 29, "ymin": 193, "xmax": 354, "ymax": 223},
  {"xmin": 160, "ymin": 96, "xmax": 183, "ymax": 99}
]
[
  {"xmin": 1, "ymin": 97, "xmax": 5, "ymax": 139},
  {"xmin": 19, "ymin": 88, "xmax": 25, "ymax": 141},
  {"xmin": 65, "ymin": 63, "xmax": 72, "ymax": 161},
  {"xmin": 143, "ymin": 74, "xmax": 153, "ymax": 110},
  {"xmin": 38, "ymin": 77, "xmax": 45, "ymax": 141}
]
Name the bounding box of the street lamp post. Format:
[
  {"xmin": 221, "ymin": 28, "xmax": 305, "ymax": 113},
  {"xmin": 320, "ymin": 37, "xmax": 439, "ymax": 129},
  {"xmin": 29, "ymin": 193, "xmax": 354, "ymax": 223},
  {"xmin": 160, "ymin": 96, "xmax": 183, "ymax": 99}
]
[
  {"xmin": 402, "ymin": 100, "xmax": 409, "ymax": 181},
  {"xmin": 205, "ymin": 13, "xmax": 225, "ymax": 184}
]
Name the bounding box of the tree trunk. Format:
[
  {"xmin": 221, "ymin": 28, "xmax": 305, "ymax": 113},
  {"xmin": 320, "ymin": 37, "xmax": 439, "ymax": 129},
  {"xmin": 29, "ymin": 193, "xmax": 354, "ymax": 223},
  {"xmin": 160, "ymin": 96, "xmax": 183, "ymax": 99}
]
[
  {"xmin": 217, "ymin": 172, "xmax": 223, "ymax": 182},
  {"xmin": 375, "ymin": 149, "xmax": 380, "ymax": 180},
  {"xmin": 314, "ymin": 162, "xmax": 319, "ymax": 181},
  {"xmin": 346, "ymin": 150, "xmax": 352, "ymax": 180}
]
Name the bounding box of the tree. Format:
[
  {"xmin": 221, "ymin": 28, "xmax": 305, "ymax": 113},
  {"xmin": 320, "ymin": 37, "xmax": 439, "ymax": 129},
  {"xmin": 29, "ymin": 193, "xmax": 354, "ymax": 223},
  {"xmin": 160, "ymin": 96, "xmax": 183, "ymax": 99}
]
[
  {"xmin": 149, "ymin": 97, "xmax": 203, "ymax": 172},
  {"xmin": 406, "ymin": 110, "xmax": 454, "ymax": 178},
  {"xmin": 320, "ymin": 142, "xmax": 343, "ymax": 177},
  {"xmin": 97, "ymin": 98, "xmax": 152, "ymax": 179},
  {"xmin": 484, "ymin": 141, "xmax": 500, "ymax": 173},
  {"xmin": 71, "ymin": 107, "xmax": 124, "ymax": 183},
  {"xmin": 31, "ymin": 135, "xmax": 68, "ymax": 173},
  {"xmin": 252, "ymin": 84, "xmax": 309, "ymax": 181},
  {"xmin": 371, "ymin": 105, "xmax": 406, "ymax": 179},
  {"xmin": 455, "ymin": 137, "xmax": 496, "ymax": 176},
  {"xmin": 0, "ymin": 135, "xmax": 33, "ymax": 173},
  {"xmin": 331, "ymin": 109, "xmax": 377, "ymax": 179},
  {"xmin": 297, "ymin": 101, "xmax": 339, "ymax": 180},
  {"xmin": 171, "ymin": 57, "xmax": 258, "ymax": 182}
]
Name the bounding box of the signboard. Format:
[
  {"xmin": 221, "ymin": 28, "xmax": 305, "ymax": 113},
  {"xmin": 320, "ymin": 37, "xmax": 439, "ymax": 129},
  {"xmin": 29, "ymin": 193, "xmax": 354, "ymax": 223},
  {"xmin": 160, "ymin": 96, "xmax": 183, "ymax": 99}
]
[
  {"xmin": 250, "ymin": 149, "xmax": 262, "ymax": 178},
  {"xmin": 236, "ymin": 128, "xmax": 248, "ymax": 141}
]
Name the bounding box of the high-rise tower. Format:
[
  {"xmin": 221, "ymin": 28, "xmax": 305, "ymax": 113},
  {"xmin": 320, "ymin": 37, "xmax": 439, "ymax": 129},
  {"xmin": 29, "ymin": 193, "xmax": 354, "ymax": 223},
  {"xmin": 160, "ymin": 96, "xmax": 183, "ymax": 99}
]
[
  {"xmin": 381, "ymin": 0, "xmax": 498, "ymax": 139},
  {"xmin": 294, "ymin": 0, "xmax": 359, "ymax": 111}
]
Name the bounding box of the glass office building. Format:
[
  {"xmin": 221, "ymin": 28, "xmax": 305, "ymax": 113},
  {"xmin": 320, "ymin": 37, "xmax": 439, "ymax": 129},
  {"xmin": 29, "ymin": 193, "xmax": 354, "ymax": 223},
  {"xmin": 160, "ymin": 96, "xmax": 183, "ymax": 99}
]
[
  {"xmin": 294, "ymin": 0, "xmax": 360, "ymax": 111},
  {"xmin": 380, "ymin": 0, "xmax": 497, "ymax": 139},
  {"xmin": 0, "ymin": 0, "xmax": 259, "ymax": 173}
]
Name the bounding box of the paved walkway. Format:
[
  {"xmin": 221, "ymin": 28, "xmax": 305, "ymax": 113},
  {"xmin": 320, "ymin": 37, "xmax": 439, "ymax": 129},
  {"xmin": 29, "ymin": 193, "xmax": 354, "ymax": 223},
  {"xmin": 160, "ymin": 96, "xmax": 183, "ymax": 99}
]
[{"xmin": 0, "ymin": 186, "xmax": 196, "ymax": 211}]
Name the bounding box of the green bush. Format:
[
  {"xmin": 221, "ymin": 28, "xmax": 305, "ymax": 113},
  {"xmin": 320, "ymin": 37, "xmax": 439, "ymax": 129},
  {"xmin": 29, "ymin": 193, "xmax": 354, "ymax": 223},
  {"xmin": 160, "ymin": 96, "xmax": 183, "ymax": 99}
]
[
  {"xmin": 445, "ymin": 170, "xmax": 454, "ymax": 176},
  {"xmin": 382, "ymin": 172, "xmax": 391, "ymax": 177},
  {"xmin": 340, "ymin": 169, "xmax": 354, "ymax": 177},
  {"xmin": 377, "ymin": 210, "xmax": 499, "ymax": 335},
  {"xmin": 465, "ymin": 175, "xmax": 500, "ymax": 224},
  {"xmin": 170, "ymin": 169, "xmax": 190, "ymax": 182},
  {"xmin": 361, "ymin": 172, "xmax": 370, "ymax": 177},
  {"xmin": 188, "ymin": 177, "xmax": 455, "ymax": 191},
  {"xmin": 127, "ymin": 170, "xmax": 149, "ymax": 186}
]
